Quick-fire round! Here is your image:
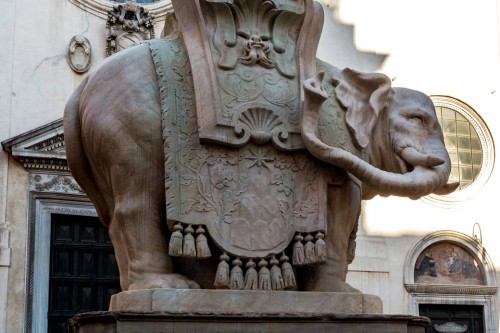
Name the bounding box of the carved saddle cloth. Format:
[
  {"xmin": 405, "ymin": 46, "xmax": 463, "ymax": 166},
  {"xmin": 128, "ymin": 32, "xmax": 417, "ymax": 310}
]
[{"xmin": 148, "ymin": 36, "xmax": 334, "ymax": 262}]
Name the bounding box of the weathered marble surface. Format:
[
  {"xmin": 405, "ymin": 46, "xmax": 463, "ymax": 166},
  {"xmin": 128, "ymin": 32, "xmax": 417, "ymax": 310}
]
[
  {"xmin": 69, "ymin": 311, "xmax": 430, "ymax": 333},
  {"xmin": 108, "ymin": 289, "xmax": 382, "ymax": 314}
]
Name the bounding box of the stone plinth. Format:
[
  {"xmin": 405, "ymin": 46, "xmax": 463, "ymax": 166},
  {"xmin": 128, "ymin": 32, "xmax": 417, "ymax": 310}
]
[
  {"xmin": 69, "ymin": 311, "xmax": 430, "ymax": 333},
  {"xmin": 69, "ymin": 289, "xmax": 430, "ymax": 332},
  {"xmin": 109, "ymin": 289, "xmax": 383, "ymax": 314}
]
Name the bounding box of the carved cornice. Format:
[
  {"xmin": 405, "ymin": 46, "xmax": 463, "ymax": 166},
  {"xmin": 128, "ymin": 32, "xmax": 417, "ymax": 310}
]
[
  {"xmin": 405, "ymin": 283, "xmax": 498, "ymax": 296},
  {"xmin": 2, "ymin": 119, "xmax": 68, "ymax": 172},
  {"xmin": 66, "ymin": 0, "xmax": 172, "ymax": 21}
]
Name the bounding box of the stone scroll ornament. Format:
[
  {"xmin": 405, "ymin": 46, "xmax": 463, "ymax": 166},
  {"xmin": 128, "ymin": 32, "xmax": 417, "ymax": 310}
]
[
  {"xmin": 68, "ymin": 35, "xmax": 91, "ymax": 73},
  {"xmin": 106, "ymin": 0, "xmax": 155, "ymax": 56},
  {"xmin": 153, "ymin": 0, "xmax": 333, "ymax": 289}
]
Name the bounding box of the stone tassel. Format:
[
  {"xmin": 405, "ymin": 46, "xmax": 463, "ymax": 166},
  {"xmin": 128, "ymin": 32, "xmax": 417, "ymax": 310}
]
[
  {"xmin": 315, "ymin": 232, "xmax": 327, "ymax": 264},
  {"xmin": 195, "ymin": 226, "xmax": 211, "ymax": 258},
  {"xmin": 304, "ymin": 233, "xmax": 317, "ymax": 264},
  {"xmin": 244, "ymin": 259, "xmax": 258, "ymax": 290},
  {"xmin": 292, "ymin": 234, "xmax": 305, "ymax": 266},
  {"xmin": 280, "ymin": 253, "xmax": 296, "ymax": 289},
  {"xmin": 258, "ymin": 259, "xmax": 271, "ymax": 291},
  {"xmin": 270, "ymin": 256, "xmax": 284, "ymax": 290},
  {"xmin": 230, "ymin": 258, "xmax": 244, "ymax": 290},
  {"xmin": 168, "ymin": 223, "xmax": 183, "ymax": 257},
  {"xmin": 214, "ymin": 253, "xmax": 230, "ymax": 289},
  {"xmin": 182, "ymin": 225, "xmax": 196, "ymax": 258}
]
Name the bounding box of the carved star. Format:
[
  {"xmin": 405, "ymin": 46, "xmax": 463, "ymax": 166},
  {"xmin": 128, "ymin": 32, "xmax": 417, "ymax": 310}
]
[{"xmin": 246, "ymin": 147, "xmax": 274, "ymax": 169}]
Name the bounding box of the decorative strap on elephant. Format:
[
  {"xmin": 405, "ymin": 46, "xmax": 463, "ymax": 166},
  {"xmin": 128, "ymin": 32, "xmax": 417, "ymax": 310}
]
[{"xmin": 166, "ymin": 220, "xmax": 327, "ymax": 290}]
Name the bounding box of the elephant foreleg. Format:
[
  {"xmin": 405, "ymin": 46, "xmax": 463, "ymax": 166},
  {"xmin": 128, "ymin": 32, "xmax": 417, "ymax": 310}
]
[{"xmin": 303, "ymin": 177, "xmax": 361, "ymax": 292}]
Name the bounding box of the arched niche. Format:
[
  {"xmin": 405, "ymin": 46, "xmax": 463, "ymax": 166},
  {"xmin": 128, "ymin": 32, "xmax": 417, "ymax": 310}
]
[{"xmin": 404, "ymin": 230, "xmax": 498, "ymax": 331}]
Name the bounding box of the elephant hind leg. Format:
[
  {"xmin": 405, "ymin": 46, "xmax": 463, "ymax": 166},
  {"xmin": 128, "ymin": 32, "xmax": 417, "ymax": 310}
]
[
  {"xmin": 108, "ymin": 221, "xmax": 130, "ymax": 291},
  {"xmin": 108, "ymin": 165, "xmax": 200, "ymax": 291}
]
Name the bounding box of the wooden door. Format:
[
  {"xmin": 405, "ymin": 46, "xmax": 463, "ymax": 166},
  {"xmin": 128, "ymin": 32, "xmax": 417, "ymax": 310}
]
[
  {"xmin": 47, "ymin": 214, "xmax": 121, "ymax": 333},
  {"xmin": 419, "ymin": 304, "xmax": 484, "ymax": 333}
]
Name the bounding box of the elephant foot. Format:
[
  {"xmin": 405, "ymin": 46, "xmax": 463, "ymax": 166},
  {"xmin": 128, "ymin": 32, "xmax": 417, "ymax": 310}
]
[
  {"xmin": 305, "ymin": 277, "xmax": 361, "ymax": 293},
  {"xmin": 128, "ymin": 273, "xmax": 201, "ymax": 290}
]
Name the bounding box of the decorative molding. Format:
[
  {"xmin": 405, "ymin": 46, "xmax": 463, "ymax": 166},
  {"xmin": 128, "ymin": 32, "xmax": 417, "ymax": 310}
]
[
  {"xmin": 0, "ymin": 228, "xmax": 10, "ymax": 267},
  {"xmin": 404, "ymin": 283, "xmax": 497, "ymax": 296},
  {"xmin": 2, "ymin": 119, "xmax": 68, "ymax": 172},
  {"xmin": 405, "ymin": 231, "xmax": 498, "ymax": 333},
  {"xmin": 408, "ymin": 294, "xmax": 497, "ymax": 333},
  {"xmin": 25, "ymin": 194, "xmax": 95, "ymax": 333},
  {"xmin": 106, "ymin": 0, "xmax": 155, "ymax": 56},
  {"xmin": 423, "ymin": 96, "xmax": 495, "ymax": 207},
  {"xmin": 404, "ymin": 230, "xmax": 497, "ymax": 288},
  {"xmin": 29, "ymin": 174, "xmax": 84, "ymax": 195},
  {"xmin": 68, "ymin": 35, "xmax": 92, "ymax": 73},
  {"xmin": 66, "ymin": 0, "xmax": 172, "ymax": 21}
]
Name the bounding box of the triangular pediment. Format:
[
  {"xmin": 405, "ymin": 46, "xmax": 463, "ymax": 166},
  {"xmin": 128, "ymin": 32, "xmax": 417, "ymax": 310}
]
[{"xmin": 2, "ymin": 118, "xmax": 67, "ymax": 171}]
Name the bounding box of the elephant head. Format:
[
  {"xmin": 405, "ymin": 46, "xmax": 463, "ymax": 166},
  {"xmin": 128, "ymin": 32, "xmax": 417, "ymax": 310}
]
[{"xmin": 301, "ymin": 68, "xmax": 459, "ymax": 199}]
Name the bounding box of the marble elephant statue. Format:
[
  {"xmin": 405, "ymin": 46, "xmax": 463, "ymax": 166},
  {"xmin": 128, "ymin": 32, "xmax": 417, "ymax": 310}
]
[{"xmin": 64, "ymin": 38, "xmax": 456, "ymax": 292}]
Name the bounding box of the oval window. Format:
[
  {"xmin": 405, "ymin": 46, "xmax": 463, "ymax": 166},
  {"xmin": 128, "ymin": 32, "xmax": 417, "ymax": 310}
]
[{"xmin": 423, "ymin": 96, "xmax": 494, "ymax": 206}]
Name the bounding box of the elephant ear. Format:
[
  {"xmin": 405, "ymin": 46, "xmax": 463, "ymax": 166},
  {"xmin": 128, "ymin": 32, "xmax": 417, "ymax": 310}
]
[{"xmin": 333, "ymin": 68, "xmax": 392, "ymax": 149}]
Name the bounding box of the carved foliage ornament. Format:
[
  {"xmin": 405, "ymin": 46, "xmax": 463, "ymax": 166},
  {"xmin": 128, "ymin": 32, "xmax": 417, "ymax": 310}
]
[
  {"xmin": 149, "ymin": 37, "xmax": 334, "ymax": 260},
  {"xmin": 172, "ymin": 0, "xmax": 323, "ymax": 150},
  {"xmin": 106, "ymin": 0, "xmax": 155, "ymax": 56}
]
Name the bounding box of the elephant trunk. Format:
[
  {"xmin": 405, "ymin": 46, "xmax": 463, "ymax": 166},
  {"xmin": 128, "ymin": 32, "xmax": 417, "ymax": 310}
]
[{"xmin": 301, "ymin": 72, "xmax": 457, "ymax": 198}]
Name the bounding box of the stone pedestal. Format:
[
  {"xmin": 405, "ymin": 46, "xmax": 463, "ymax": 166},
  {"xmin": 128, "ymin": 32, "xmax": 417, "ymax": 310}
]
[
  {"xmin": 69, "ymin": 289, "xmax": 430, "ymax": 332},
  {"xmin": 109, "ymin": 289, "xmax": 383, "ymax": 314},
  {"xmin": 69, "ymin": 311, "xmax": 430, "ymax": 333}
]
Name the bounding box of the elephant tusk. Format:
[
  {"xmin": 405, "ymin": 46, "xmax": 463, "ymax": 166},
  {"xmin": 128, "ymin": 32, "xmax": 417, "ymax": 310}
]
[{"xmin": 400, "ymin": 147, "xmax": 444, "ymax": 168}]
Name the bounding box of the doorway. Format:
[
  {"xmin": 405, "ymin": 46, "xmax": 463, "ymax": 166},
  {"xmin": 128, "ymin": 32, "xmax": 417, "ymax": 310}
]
[
  {"xmin": 419, "ymin": 304, "xmax": 484, "ymax": 333},
  {"xmin": 47, "ymin": 214, "xmax": 121, "ymax": 333}
]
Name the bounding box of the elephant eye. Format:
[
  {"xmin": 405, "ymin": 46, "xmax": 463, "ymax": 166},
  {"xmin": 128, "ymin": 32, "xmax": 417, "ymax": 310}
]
[{"xmin": 409, "ymin": 115, "xmax": 425, "ymax": 126}]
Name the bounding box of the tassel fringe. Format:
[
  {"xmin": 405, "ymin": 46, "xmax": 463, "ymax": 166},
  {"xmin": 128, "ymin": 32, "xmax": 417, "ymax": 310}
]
[
  {"xmin": 280, "ymin": 253, "xmax": 296, "ymax": 289},
  {"xmin": 168, "ymin": 223, "xmax": 184, "ymax": 257},
  {"xmin": 292, "ymin": 234, "xmax": 305, "ymax": 266},
  {"xmin": 304, "ymin": 233, "xmax": 317, "ymax": 264},
  {"xmin": 244, "ymin": 259, "xmax": 258, "ymax": 290},
  {"xmin": 258, "ymin": 259, "xmax": 271, "ymax": 291},
  {"xmin": 195, "ymin": 226, "xmax": 211, "ymax": 258},
  {"xmin": 214, "ymin": 253, "xmax": 230, "ymax": 289},
  {"xmin": 270, "ymin": 256, "xmax": 284, "ymax": 290},
  {"xmin": 183, "ymin": 225, "xmax": 196, "ymax": 257},
  {"xmin": 230, "ymin": 258, "xmax": 244, "ymax": 290},
  {"xmin": 315, "ymin": 232, "xmax": 327, "ymax": 264}
]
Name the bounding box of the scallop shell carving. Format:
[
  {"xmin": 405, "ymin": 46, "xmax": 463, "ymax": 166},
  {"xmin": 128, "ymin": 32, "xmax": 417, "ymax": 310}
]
[{"xmin": 235, "ymin": 107, "xmax": 286, "ymax": 145}]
